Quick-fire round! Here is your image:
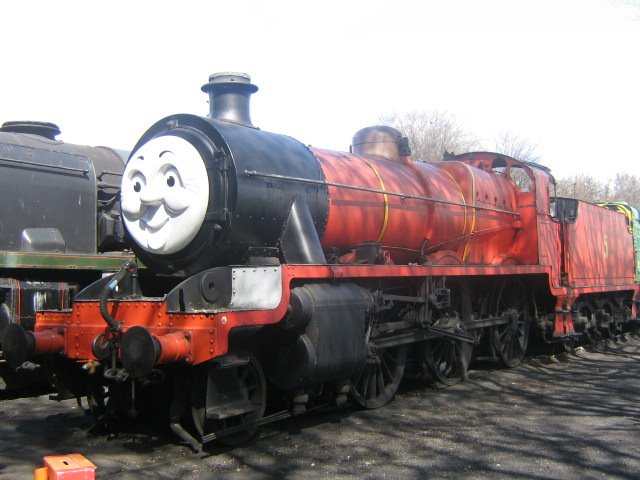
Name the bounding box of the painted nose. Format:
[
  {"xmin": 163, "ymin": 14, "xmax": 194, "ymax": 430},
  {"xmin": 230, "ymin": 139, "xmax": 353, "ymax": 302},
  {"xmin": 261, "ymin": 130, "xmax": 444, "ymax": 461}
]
[{"xmin": 139, "ymin": 179, "xmax": 165, "ymax": 206}]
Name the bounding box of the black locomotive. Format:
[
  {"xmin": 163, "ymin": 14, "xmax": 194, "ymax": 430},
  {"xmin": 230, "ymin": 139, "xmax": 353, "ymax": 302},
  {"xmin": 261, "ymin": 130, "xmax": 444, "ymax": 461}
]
[{"xmin": 0, "ymin": 120, "xmax": 133, "ymax": 388}]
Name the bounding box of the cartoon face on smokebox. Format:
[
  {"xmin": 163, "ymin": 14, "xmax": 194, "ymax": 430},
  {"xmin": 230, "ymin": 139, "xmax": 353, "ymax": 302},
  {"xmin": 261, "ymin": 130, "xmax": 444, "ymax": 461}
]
[{"xmin": 121, "ymin": 135, "xmax": 209, "ymax": 255}]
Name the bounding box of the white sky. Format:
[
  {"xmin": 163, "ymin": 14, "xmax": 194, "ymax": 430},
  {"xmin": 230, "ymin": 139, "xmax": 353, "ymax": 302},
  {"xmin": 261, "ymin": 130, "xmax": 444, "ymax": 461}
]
[{"xmin": 2, "ymin": 0, "xmax": 638, "ymax": 181}]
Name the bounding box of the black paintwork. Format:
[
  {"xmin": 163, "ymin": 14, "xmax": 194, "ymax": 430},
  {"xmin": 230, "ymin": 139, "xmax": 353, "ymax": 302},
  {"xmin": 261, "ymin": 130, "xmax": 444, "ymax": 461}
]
[
  {"xmin": 0, "ymin": 278, "xmax": 76, "ymax": 332},
  {"xmin": 165, "ymin": 267, "xmax": 234, "ymax": 313},
  {"xmin": 0, "ymin": 124, "xmax": 126, "ymax": 254},
  {"xmin": 0, "ymin": 123, "xmax": 129, "ymax": 348},
  {"xmin": 269, "ymin": 283, "xmax": 372, "ymax": 389},
  {"xmin": 127, "ymin": 115, "xmax": 330, "ymax": 275},
  {"xmin": 279, "ymin": 196, "xmax": 327, "ymax": 264}
]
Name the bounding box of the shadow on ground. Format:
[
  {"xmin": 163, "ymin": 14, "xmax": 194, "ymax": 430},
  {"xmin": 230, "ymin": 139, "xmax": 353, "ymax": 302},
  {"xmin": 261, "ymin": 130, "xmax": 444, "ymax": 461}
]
[{"xmin": 0, "ymin": 334, "xmax": 638, "ymax": 479}]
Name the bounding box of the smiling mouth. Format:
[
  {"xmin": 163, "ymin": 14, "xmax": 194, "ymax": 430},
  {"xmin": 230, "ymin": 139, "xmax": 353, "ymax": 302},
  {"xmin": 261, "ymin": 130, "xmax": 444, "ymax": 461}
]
[
  {"xmin": 141, "ymin": 205, "xmax": 170, "ymax": 231},
  {"xmin": 144, "ymin": 218, "xmax": 169, "ymax": 232}
]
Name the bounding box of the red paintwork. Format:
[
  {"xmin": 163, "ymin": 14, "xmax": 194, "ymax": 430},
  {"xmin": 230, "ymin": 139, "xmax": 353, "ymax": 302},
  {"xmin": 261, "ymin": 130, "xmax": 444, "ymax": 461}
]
[
  {"xmin": 37, "ymin": 256, "xmax": 634, "ymax": 366},
  {"xmin": 155, "ymin": 331, "xmax": 192, "ymax": 364},
  {"xmin": 313, "ymin": 149, "xmax": 530, "ymax": 265},
  {"xmin": 39, "ymin": 454, "xmax": 96, "ymax": 480},
  {"xmin": 563, "ymin": 201, "xmax": 635, "ymax": 288},
  {"xmin": 542, "ymin": 201, "xmax": 637, "ymax": 337},
  {"xmin": 444, "ymin": 153, "xmax": 540, "ymax": 265},
  {"xmin": 31, "ymin": 150, "xmax": 640, "ymax": 364},
  {"xmin": 31, "ymin": 328, "xmax": 65, "ymax": 355}
]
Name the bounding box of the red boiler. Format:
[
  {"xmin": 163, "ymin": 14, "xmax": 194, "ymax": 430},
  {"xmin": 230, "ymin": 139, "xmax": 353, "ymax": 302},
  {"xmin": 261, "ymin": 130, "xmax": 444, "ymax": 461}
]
[{"xmin": 313, "ymin": 126, "xmax": 525, "ymax": 266}]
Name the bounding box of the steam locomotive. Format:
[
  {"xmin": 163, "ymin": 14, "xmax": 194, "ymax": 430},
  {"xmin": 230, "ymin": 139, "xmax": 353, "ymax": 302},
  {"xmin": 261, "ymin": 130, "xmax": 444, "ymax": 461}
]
[
  {"xmin": 4, "ymin": 73, "xmax": 638, "ymax": 447},
  {"xmin": 0, "ymin": 121, "xmax": 133, "ymax": 388}
]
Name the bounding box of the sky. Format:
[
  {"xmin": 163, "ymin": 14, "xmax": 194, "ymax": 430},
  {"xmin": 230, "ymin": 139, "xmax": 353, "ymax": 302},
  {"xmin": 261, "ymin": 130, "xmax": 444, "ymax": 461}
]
[{"xmin": 2, "ymin": 0, "xmax": 638, "ymax": 181}]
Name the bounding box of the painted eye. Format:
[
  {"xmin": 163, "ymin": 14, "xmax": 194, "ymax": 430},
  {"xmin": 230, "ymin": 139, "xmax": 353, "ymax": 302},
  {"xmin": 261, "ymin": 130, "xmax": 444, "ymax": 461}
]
[
  {"xmin": 129, "ymin": 171, "xmax": 146, "ymax": 194},
  {"xmin": 167, "ymin": 176, "xmax": 176, "ymax": 187}
]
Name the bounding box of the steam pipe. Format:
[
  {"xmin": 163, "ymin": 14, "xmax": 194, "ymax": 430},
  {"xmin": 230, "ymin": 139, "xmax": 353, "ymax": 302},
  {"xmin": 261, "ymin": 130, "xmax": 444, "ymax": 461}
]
[{"xmin": 99, "ymin": 260, "xmax": 138, "ymax": 332}]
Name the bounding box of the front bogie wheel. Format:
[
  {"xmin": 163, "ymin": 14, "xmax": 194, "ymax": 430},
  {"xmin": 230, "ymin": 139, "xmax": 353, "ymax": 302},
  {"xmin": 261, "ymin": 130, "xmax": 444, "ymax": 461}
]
[{"xmin": 190, "ymin": 351, "xmax": 267, "ymax": 446}]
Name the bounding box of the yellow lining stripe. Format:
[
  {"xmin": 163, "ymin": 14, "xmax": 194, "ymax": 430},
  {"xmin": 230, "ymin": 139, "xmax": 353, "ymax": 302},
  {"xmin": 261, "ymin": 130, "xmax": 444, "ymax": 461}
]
[
  {"xmin": 360, "ymin": 157, "xmax": 390, "ymax": 243},
  {"xmin": 598, "ymin": 202, "xmax": 634, "ymax": 233},
  {"xmin": 462, "ymin": 166, "xmax": 476, "ymax": 261},
  {"xmin": 440, "ymin": 167, "xmax": 474, "ymax": 262},
  {"xmin": 440, "ymin": 168, "xmax": 468, "ymax": 239}
]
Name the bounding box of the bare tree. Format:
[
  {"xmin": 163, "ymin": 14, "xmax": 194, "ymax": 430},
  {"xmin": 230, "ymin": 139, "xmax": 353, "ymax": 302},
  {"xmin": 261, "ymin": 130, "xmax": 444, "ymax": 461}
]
[
  {"xmin": 379, "ymin": 110, "xmax": 480, "ymax": 163},
  {"xmin": 610, "ymin": 172, "xmax": 640, "ymax": 206},
  {"xmin": 554, "ymin": 172, "xmax": 640, "ymax": 206},
  {"xmin": 494, "ymin": 130, "xmax": 541, "ymax": 163},
  {"xmin": 555, "ymin": 174, "xmax": 608, "ymax": 203}
]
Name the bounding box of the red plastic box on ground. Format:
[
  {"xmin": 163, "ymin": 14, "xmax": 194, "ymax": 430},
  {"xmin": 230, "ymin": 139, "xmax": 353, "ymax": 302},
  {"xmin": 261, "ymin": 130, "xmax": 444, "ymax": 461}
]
[{"xmin": 34, "ymin": 454, "xmax": 96, "ymax": 480}]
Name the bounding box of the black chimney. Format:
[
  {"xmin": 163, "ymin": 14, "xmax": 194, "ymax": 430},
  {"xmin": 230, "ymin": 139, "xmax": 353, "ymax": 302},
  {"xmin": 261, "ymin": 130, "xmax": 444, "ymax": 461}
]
[{"xmin": 201, "ymin": 72, "xmax": 258, "ymax": 127}]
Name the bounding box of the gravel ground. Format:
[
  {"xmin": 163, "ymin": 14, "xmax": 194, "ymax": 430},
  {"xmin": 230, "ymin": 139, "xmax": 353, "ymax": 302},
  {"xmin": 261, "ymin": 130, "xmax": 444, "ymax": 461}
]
[{"xmin": 1, "ymin": 334, "xmax": 639, "ymax": 479}]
